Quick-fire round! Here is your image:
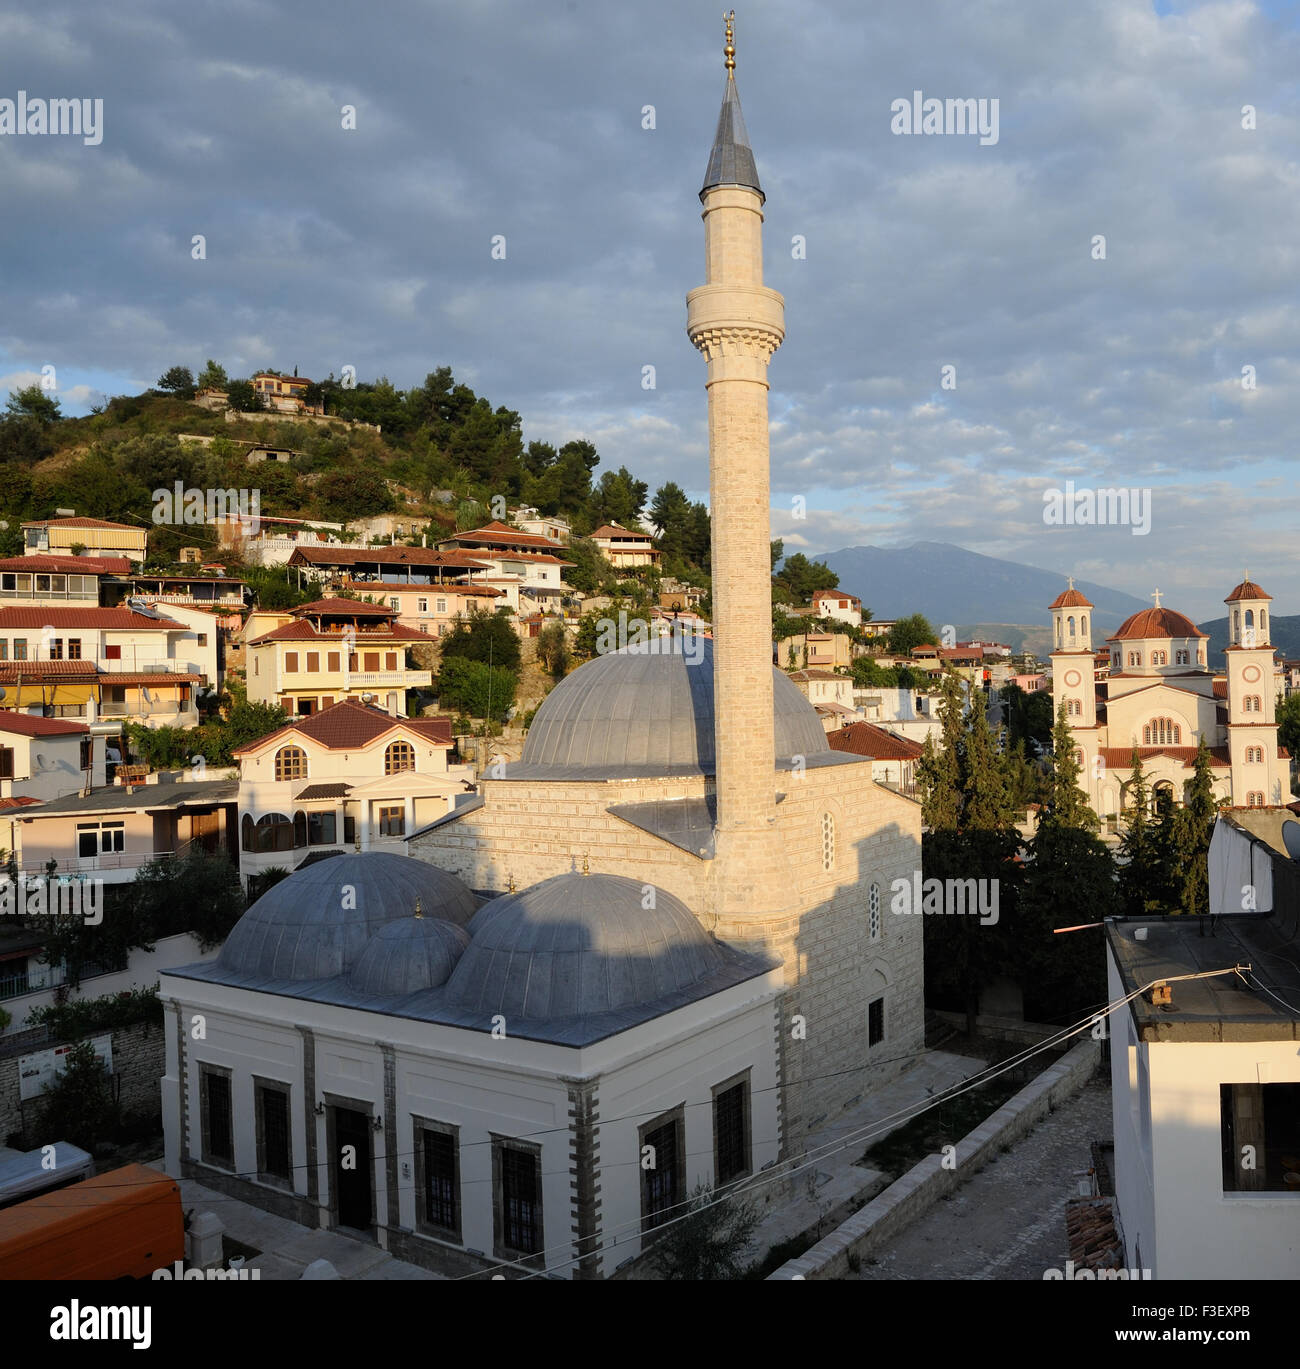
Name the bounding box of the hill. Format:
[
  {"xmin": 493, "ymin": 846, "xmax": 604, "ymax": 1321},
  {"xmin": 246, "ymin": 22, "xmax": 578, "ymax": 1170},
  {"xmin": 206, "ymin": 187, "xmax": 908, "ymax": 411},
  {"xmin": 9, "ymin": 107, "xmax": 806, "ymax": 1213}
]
[
  {"xmin": 1199, "ymin": 615, "xmax": 1300, "ymax": 668},
  {"xmin": 816, "ymin": 541, "xmax": 1150, "ymax": 638}
]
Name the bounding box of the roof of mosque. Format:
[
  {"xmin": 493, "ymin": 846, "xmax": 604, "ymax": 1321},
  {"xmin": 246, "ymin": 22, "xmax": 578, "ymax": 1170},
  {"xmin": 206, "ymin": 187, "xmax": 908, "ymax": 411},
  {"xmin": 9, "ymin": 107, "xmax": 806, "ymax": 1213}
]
[
  {"xmin": 512, "ymin": 636, "xmax": 843, "ymax": 779},
  {"xmin": 701, "ymin": 76, "xmax": 762, "ymax": 200},
  {"xmin": 168, "ymin": 861, "xmax": 778, "ymax": 1046}
]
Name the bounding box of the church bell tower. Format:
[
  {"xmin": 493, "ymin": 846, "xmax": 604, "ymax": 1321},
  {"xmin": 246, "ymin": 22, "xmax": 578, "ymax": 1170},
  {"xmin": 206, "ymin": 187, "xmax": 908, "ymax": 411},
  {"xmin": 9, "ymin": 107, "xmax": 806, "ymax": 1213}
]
[{"xmin": 687, "ymin": 13, "xmax": 786, "ymax": 902}]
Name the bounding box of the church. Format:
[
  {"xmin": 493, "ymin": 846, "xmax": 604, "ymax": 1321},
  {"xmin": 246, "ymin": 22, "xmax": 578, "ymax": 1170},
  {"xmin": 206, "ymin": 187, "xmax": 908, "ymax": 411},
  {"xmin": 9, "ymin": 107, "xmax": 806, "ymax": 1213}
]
[
  {"xmin": 158, "ymin": 21, "xmax": 924, "ymax": 1279},
  {"xmin": 1049, "ymin": 577, "xmax": 1293, "ymax": 826}
]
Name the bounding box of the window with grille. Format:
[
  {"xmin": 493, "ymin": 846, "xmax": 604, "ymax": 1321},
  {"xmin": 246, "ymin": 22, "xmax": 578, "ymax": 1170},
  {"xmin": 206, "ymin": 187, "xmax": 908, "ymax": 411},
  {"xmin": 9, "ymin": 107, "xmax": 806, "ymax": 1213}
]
[
  {"xmin": 385, "ymin": 740, "xmax": 415, "ymax": 774},
  {"xmin": 257, "ymin": 1084, "xmax": 291, "ymax": 1182},
  {"xmin": 1248, "ymin": 792, "xmax": 1264, "ymax": 807},
  {"xmin": 641, "ymin": 1116, "xmax": 682, "ymax": 1231},
  {"xmin": 868, "ymin": 997, "xmax": 884, "ymax": 1047},
  {"xmin": 713, "ymin": 1081, "xmax": 750, "ymax": 1185},
  {"xmin": 274, "ymin": 746, "xmax": 307, "ymax": 781},
  {"xmin": 1244, "ymin": 695, "xmax": 1262, "ymax": 713},
  {"xmin": 1152, "ymin": 651, "xmax": 1166, "ymax": 665},
  {"xmin": 1246, "ymin": 747, "xmax": 1263, "ymax": 764},
  {"xmin": 498, "ymin": 1145, "xmax": 540, "ymax": 1254},
  {"xmin": 421, "ymin": 1129, "xmax": 459, "ymax": 1234},
  {"xmin": 202, "ymin": 1069, "xmax": 233, "ymax": 1167},
  {"xmin": 821, "ymin": 812, "xmax": 835, "ymax": 872},
  {"xmin": 868, "ymin": 883, "xmax": 881, "ymax": 940}
]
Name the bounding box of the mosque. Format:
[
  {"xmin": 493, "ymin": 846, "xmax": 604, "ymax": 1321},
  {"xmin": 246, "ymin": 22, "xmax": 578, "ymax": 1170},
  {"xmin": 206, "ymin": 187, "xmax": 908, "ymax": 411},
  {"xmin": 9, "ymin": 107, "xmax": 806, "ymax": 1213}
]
[
  {"xmin": 1049, "ymin": 577, "xmax": 1293, "ymax": 824},
  {"xmin": 159, "ymin": 20, "xmax": 924, "ymax": 1278}
]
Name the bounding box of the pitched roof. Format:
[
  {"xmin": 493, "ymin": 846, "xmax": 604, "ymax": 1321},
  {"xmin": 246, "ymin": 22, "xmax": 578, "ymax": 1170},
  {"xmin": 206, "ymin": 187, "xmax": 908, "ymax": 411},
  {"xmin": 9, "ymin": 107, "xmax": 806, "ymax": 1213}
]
[
  {"xmin": 828, "ymin": 721, "xmax": 925, "ymax": 762},
  {"xmin": 0, "ymin": 606, "xmax": 184, "ymax": 630},
  {"xmin": 248, "ymin": 620, "xmax": 428, "ymax": 643},
  {"xmin": 589, "ymin": 524, "xmax": 654, "ymax": 541},
  {"xmin": 449, "ymin": 520, "xmax": 563, "ymax": 550},
  {"xmin": 0, "ymin": 661, "xmax": 98, "ymax": 680},
  {"xmin": 0, "ymin": 711, "xmax": 88, "ymax": 736},
  {"xmin": 1225, "ymin": 579, "xmax": 1272, "ymax": 603},
  {"xmin": 20, "ymin": 516, "xmax": 141, "ymax": 531},
  {"xmin": 294, "ymin": 782, "xmax": 352, "ymax": 800},
  {"xmin": 340, "ymin": 580, "xmax": 502, "ymax": 599},
  {"xmin": 0, "ymin": 554, "xmax": 130, "ymax": 574},
  {"xmin": 1098, "ymin": 745, "xmax": 1231, "ymax": 769},
  {"xmin": 288, "ymin": 545, "xmax": 492, "ymax": 570},
  {"xmin": 291, "ymin": 598, "xmax": 396, "ymax": 617},
  {"xmin": 788, "ymin": 669, "xmax": 847, "ymax": 681},
  {"xmin": 0, "ymin": 795, "xmax": 41, "ymax": 810},
  {"xmin": 105, "ymin": 673, "xmax": 205, "ymax": 686},
  {"xmin": 233, "ymin": 699, "xmax": 453, "ymax": 755},
  {"xmin": 1109, "ymin": 607, "xmax": 1207, "ymax": 641}
]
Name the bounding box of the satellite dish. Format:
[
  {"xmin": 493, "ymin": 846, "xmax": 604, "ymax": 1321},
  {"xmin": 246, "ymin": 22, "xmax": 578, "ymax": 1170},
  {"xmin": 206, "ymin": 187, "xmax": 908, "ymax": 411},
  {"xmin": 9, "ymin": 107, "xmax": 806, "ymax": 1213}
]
[
  {"xmin": 1282, "ymin": 819, "xmax": 1300, "ymax": 864},
  {"xmin": 34, "ymin": 752, "xmax": 49, "ymax": 771}
]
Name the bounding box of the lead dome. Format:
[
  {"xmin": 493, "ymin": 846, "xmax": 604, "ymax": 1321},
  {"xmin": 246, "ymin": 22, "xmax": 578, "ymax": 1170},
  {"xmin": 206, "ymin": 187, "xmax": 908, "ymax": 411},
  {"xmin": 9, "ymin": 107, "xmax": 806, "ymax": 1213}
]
[
  {"xmin": 217, "ymin": 852, "xmax": 478, "ymax": 982},
  {"xmin": 518, "ymin": 636, "xmax": 829, "ymax": 775}
]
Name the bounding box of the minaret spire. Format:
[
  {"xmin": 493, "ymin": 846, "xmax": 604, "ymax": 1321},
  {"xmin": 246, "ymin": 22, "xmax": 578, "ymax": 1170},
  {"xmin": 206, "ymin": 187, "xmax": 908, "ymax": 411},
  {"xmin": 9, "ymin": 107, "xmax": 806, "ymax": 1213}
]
[
  {"xmin": 724, "ymin": 10, "xmax": 736, "ymax": 77},
  {"xmin": 688, "ymin": 18, "xmax": 786, "ymax": 916}
]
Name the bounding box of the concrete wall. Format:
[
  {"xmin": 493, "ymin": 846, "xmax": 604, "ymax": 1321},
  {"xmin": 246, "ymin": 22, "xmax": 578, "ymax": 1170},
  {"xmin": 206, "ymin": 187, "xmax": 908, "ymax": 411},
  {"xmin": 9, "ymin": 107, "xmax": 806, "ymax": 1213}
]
[{"xmin": 768, "ymin": 1039, "xmax": 1100, "ymax": 1279}]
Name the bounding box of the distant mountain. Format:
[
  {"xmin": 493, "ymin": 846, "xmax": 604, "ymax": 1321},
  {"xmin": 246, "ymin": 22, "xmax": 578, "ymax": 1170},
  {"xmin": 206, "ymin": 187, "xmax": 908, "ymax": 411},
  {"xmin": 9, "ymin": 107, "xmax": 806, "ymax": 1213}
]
[
  {"xmin": 815, "ymin": 541, "xmax": 1150, "ymax": 637},
  {"xmin": 1200, "ymin": 616, "xmax": 1300, "ymax": 668}
]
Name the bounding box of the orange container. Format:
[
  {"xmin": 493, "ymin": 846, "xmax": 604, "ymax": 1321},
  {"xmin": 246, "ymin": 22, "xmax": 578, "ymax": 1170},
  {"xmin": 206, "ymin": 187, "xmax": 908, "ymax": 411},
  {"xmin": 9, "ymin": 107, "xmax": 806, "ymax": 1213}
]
[{"xmin": 0, "ymin": 1163, "xmax": 185, "ymax": 1280}]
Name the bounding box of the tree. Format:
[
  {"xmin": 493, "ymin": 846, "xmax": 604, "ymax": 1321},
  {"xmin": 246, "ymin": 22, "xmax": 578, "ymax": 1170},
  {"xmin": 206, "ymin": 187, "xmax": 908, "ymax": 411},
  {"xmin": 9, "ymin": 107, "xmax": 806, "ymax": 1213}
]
[
  {"xmin": 5, "ymin": 383, "xmax": 61, "ymax": 424},
  {"xmin": 1038, "ymin": 703, "xmax": 1099, "ymax": 834},
  {"xmin": 1117, "ymin": 749, "xmax": 1164, "ymax": 917},
  {"xmin": 536, "ymin": 620, "xmax": 569, "ymax": 677},
  {"xmin": 225, "ymin": 379, "xmax": 263, "ymax": 412},
  {"xmin": 589, "ymin": 466, "xmax": 648, "ymax": 528},
  {"xmin": 129, "ymin": 850, "xmax": 247, "ymax": 950},
  {"xmin": 196, "ymin": 360, "xmax": 229, "ymax": 390},
  {"xmin": 772, "ymin": 552, "xmax": 837, "ymax": 604},
  {"xmin": 887, "ymin": 613, "xmax": 939, "ymax": 655},
  {"xmin": 649, "ymin": 1183, "xmax": 761, "ymax": 1280},
  {"xmin": 1168, "ymin": 738, "xmax": 1218, "ymax": 917},
  {"xmin": 439, "ymin": 605, "xmax": 522, "ymax": 673},
  {"xmin": 157, "ymin": 365, "xmax": 195, "ymax": 395},
  {"xmin": 316, "ymin": 467, "xmax": 395, "ymax": 520},
  {"xmin": 37, "ymin": 1040, "xmax": 117, "ymax": 1151},
  {"xmin": 916, "ymin": 674, "xmax": 964, "ymax": 832},
  {"xmin": 1277, "ymin": 692, "xmax": 1300, "ymax": 767},
  {"xmin": 562, "ymin": 537, "xmax": 618, "ymax": 596},
  {"xmin": 437, "ymin": 656, "xmax": 516, "ymax": 725}
]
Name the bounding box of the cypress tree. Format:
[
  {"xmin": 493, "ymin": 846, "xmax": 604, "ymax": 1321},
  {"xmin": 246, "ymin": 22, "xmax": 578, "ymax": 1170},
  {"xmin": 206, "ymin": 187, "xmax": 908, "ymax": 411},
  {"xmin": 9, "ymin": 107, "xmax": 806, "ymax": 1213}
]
[
  {"xmin": 1117, "ymin": 748, "xmax": 1164, "ymax": 915},
  {"xmin": 1169, "ymin": 737, "xmax": 1218, "ymax": 917},
  {"xmin": 1039, "ymin": 701, "xmax": 1100, "ymax": 834}
]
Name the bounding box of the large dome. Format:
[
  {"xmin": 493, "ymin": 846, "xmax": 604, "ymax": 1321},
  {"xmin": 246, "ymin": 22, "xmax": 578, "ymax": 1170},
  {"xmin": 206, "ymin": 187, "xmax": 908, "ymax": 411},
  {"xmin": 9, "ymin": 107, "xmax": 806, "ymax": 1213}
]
[
  {"xmin": 218, "ymin": 852, "xmax": 478, "ymax": 982},
  {"xmin": 444, "ymin": 872, "xmax": 726, "ymax": 1020},
  {"xmin": 1109, "ymin": 607, "xmax": 1207, "ymax": 642},
  {"xmin": 519, "ymin": 636, "xmax": 829, "ymax": 775}
]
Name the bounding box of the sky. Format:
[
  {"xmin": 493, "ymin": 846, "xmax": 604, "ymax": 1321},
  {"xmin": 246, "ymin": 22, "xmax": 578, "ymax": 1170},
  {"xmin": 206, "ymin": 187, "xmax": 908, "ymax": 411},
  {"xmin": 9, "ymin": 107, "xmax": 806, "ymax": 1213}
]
[{"xmin": 0, "ymin": 0, "xmax": 1297, "ymax": 621}]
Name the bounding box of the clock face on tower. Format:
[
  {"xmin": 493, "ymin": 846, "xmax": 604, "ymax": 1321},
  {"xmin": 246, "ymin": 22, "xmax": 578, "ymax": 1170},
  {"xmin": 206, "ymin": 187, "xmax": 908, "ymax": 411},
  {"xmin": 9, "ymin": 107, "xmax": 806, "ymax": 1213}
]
[
  {"xmin": 1064, "ymin": 669, "xmax": 1082, "ymax": 687},
  {"xmin": 1243, "ymin": 665, "xmax": 1262, "ymax": 683}
]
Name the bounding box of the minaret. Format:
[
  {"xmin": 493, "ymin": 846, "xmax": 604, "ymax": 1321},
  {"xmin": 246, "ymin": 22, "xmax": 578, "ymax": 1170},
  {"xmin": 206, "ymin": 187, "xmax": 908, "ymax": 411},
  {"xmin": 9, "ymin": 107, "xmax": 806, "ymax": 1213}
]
[{"xmin": 687, "ymin": 13, "xmax": 786, "ymax": 893}]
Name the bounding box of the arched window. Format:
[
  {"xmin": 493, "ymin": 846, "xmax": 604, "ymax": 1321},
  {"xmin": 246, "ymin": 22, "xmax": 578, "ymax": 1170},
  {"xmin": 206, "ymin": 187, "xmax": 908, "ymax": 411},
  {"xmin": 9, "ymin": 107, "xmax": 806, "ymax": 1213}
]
[
  {"xmin": 1066, "ymin": 698, "xmax": 1078, "ymax": 716},
  {"xmin": 1143, "ymin": 718, "xmax": 1181, "ymax": 745},
  {"xmin": 1245, "ymin": 609, "xmax": 1254, "ymax": 628},
  {"xmin": 385, "ymin": 740, "xmax": 416, "ymax": 775},
  {"xmin": 868, "ymin": 883, "xmax": 880, "ymax": 941},
  {"xmin": 241, "ymin": 813, "xmax": 255, "ymax": 852},
  {"xmin": 274, "ymin": 746, "xmax": 307, "ymax": 781},
  {"xmin": 254, "ymin": 813, "xmax": 293, "ymax": 853},
  {"xmin": 1067, "ymin": 615, "xmax": 1075, "ymax": 638},
  {"xmin": 1074, "ymin": 748, "xmax": 1085, "ymax": 768},
  {"xmin": 1245, "ymin": 746, "xmax": 1263, "ymax": 764},
  {"xmin": 1080, "ymin": 615, "xmax": 1088, "ymax": 637},
  {"xmin": 1260, "ymin": 610, "xmax": 1267, "ymax": 632},
  {"xmin": 820, "ymin": 813, "xmax": 835, "ymax": 872},
  {"xmin": 1233, "ymin": 610, "xmax": 1240, "ymax": 633},
  {"xmin": 1247, "ymin": 791, "xmax": 1264, "ymax": 807},
  {"xmin": 293, "ymin": 811, "xmax": 307, "ymax": 848},
  {"xmin": 1244, "ymin": 695, "xmax": 1262, "ymax": 713},
  {"xmin": 1151, "ymin": 651, "xmax": 1166, "ymax": 666},
  {"xmin": 1175, "ymin": 649, "xmax": 1189, "ymax": 665},
  {"xmin": 1128, "ymin": 651, "xmax": 1141, "ymax": 669},
  {"xmin": 1112, "ymin": 653, "xmax": 1120, "ymax": 670}
]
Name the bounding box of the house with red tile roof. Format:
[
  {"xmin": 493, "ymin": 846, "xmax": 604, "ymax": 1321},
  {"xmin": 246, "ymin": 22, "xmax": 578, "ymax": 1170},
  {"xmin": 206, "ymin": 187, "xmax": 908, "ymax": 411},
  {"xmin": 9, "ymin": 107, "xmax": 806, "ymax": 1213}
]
[
  {"xmin": 436, "ymin": 521, "xmax": 571, "ymax": 608},
  {"xmin": 1049, "ymin": 577, "xmax": 1293, "ymax": 830},
  {"xmin": 588, "ymin": 523, "xmax": 660, "ymax": 569},
  {"xmin": 0, "ymin": 554, "xmax": 131, "ymax": 608},
  {"xmin": 231, "ymin": 698, "xmax": 475, "ymax": 885},
  {"xmin": 827, "ymin": 720, "xmax": 924, "ymax": 790},
  {"xmin": 20, "ymin": 515, "xmax": 148, "ymax": 563},
  {"xmin": 811, "ymin": 588, "xmax": 862, "ymax": 627},
  {"xmin": 244, "ymin": 599, "xmax": 434, "ymax": 719},
  {"xmin": 0, "ymin": 710, "xmax": 106, "ymax": 803}
]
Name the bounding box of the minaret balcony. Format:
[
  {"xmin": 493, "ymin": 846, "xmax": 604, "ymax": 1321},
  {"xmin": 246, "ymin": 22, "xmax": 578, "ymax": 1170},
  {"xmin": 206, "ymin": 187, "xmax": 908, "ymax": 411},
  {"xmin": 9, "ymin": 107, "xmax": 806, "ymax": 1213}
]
[{"xmin": 686, "ymin": 283, "xmax": 785, "ymax": 362}]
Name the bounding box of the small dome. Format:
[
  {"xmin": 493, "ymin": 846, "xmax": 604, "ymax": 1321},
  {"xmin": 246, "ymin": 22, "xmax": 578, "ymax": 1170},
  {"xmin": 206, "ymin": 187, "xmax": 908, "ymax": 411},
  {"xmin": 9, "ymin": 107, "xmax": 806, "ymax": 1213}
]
[
  {"xmin": 348, "ymin": 915, "xmax": 470, "ymax": 996},
  {"xmin": 1109, "ymin": 607, "xmax": 1206, "ymax": 642},
  {"xmin": 519, "ymin": 636, "xmax": 828, "ymax": 775},
  {"xmin": 444, "ymin": 872, "xmax": 725, "ymax": 1020},
  {"xmin": 218, "ymin": 852, "xmax": 478, "ymax": 981},
  {"xmin": 1225, "ymin": 579, "xmax": 1271, "ymax": 603},
  {"xmin": 1049, "ymin": 587, "xmax": 1093, "ymax": 610}
]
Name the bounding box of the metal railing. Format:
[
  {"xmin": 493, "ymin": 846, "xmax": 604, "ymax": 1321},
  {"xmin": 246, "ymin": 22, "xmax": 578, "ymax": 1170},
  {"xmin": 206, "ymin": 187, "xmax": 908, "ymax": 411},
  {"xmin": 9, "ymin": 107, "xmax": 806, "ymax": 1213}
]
[{"xmin": 98, "ymin": 700, "xmax": 196, "ymax": 717}]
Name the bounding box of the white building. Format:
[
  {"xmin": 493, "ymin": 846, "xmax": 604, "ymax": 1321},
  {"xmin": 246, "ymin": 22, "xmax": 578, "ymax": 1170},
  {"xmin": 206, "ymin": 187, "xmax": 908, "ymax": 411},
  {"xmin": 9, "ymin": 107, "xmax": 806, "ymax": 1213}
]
[
  {"xmin": 0, "ymin": 712, "xmax": 105, "ymax": 804},
  {"xmin": 231, "ymin": 700, "xmax": 475, "ymax": 885},
  {"xmin": 1105, "ymin": 809, "xmax": 1300, "ymax": 1279},
  {"xmin": 811, "ymin": 589, "xmax": 862, "ymax": 627},
  {"xmin": 159, "ymin": 856, "xmax": 781, "ymax": 1278},
  {"xmin": 852, "ymin": 686, "xmax": 944, "ymax": 747}
]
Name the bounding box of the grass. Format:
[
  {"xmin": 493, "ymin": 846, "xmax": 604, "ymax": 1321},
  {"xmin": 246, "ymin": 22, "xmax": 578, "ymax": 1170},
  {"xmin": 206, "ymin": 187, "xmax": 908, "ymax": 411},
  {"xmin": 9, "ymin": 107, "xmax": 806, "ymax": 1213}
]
[{"xmin": 856, "ymin": 1055, "xmax": 1044, "ymax": 1180}]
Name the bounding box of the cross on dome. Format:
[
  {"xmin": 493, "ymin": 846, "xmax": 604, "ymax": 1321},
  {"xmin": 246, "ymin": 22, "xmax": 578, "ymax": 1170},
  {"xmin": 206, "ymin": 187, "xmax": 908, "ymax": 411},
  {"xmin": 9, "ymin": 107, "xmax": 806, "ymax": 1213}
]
[{"xmin": 1150, "ymin": 589, "xmax": 1163, "ymax": 609}]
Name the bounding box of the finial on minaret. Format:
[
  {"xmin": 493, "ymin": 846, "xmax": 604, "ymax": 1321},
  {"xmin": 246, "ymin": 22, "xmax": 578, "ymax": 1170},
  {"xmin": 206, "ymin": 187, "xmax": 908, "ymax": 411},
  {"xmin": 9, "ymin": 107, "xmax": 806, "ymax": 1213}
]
[
  {"xmin": 724, "ymin": 10, "xmax": 736, "ymax": 77},
  {"xmin": 581, "ymin": 853, "xmax": 590, "ymax": 876},
  {"xmin": 413, "ymin": 898, "xmax": 423, "ymax": 919},
  {"xmin": 506, "ymin": 872, "xmax": 516, "ymax": 893},
  {"xmin": 1151, "ymin": 588, "xmax": 1163, "ymax": 609}
]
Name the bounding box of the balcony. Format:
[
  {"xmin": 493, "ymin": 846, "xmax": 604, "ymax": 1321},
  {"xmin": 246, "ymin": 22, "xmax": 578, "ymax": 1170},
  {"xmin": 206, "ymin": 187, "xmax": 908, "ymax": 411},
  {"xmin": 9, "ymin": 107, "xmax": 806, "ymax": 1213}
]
[
  {"xmin": 349, "ymin": 670, "xmax": 433, "ymax": 687},
  {"xmin": 98, "ymin": 700, "xmax": 196, "ymax": 717}
]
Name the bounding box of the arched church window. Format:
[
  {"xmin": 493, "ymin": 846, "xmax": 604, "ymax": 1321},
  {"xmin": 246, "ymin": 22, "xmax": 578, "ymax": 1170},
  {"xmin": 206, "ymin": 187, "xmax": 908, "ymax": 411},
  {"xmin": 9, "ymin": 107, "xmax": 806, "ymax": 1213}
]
[
  {"xmin": 274, "ymin": 746, "xmax": 307, "ymax": 781},
  {"xmin": 1260, "ymin": 610, "xmax": 1267, "ymax": 632},
  {"xmin": 868, "ymin": 883, "xmax": 880, "ymax": 941},
  {"xmin": 1246, "ymin": 746, "xmax": 1263, "ymax": 764},
  {"xmin": 1152, "ymin": 651, "xmax": 1166, "ymax": 666},
  {"xmin": 1175, "ymin": 650, "xmax": 1189, "ymax": 665},
  {"xmin": 1128, "ymin": 652, "xmax": 1140, "ymax": 669},
  {"xmin": 1247, "ymin": 791, "xmax": 1264, "ymax": 807},
  {"xmin": 1233, "ymin": 611, "xmax": 1240, "ymax": 633},
  {"xmin": 1143, "ymin": 718, "xmax": 1180, "ymax": 745},
  {"xmin": 1080, "ymin": 616, "xmax": 1088, "ymax": 636},
  {"xmin": 1245, "ymin": 609, "xmax": 1254, "ymax": 628},
  {"xmin": 820, "ymin": 813, "xmax": 835, "ymax": 872},
  {"xmin": 1067, "ymin": 615, "xmax": 1075, "ymax": 638},
  {"xmin": 1244, "ymin": 695, "xmax": 1261, "ymax": 713}
]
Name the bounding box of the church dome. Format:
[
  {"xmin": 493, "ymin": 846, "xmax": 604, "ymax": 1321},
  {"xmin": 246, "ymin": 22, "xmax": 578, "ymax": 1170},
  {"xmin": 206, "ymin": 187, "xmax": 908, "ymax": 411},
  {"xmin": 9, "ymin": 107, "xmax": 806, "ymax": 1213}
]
[
  {"xmin": 1225, "ymin": 579, "xmax": 1271, "ymax": 603},
  {"xmin": 218, "ymin": 852, "xmax": 478, "ymax": 982},
  {"xmin": 444, "ymin": 872, "xmax": 726, "ymax": 1020},
  {"xmin": 1049, "ymin": 586, "xmax": 1093, "ymax": 609},
  {"xmin": 347, "ymin": 914, "xmax": 471, "ymax": 997},
  {"xmin": 519, "ymin": 636, "xmax": 829, "ymax": 775},
  {"xmin": 1109, "ymin": 607, "xmax": 1207, "ymax": 642}
]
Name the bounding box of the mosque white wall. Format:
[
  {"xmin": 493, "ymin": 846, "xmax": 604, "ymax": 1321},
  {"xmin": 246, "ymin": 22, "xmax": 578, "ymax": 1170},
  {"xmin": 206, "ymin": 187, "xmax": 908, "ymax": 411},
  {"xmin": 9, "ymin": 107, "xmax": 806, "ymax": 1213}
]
[{"xmin": 160, "ymin": 965, "xmax": 783, "ymax": 1278}]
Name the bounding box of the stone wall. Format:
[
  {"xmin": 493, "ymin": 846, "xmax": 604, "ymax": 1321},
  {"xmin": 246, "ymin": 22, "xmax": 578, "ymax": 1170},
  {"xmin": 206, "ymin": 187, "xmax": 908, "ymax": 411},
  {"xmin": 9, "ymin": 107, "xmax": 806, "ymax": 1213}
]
[
  {"xmin": 767, "ymin": 1039, "xmax": 1101, "ymax": 1279},
  {"xmin": 0, "ymin": 1019, "xmax": 166, "ymax": 1146},
  {"xmin": 410, "ymin": 760, "xmax": 925, "ymax": 1149}
]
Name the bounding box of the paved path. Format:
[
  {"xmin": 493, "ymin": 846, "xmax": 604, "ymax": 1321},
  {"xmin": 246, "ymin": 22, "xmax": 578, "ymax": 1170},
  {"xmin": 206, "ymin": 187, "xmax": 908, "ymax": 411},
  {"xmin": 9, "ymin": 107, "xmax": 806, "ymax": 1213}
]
[{"xmin": 853, "ymin": 1079, "xmax": 1112, "ymax": 1280}]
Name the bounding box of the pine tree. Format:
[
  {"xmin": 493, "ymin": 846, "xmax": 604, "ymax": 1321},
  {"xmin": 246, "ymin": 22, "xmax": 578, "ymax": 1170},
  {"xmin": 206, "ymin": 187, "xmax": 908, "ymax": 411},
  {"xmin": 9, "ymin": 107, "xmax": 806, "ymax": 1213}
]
[
  {"xmin": 917, "ymin": 674, "xmax": 964, "ymax": 831},
  {"xmin": 1169, "ymin": 737, "xmax": 1218, "ymax": 917},
  {"xmin": 1039, "ymin": 702, "xmax": 1099, "ymax": 834},
  {"xmin": 1117, "ymin": 748, "xmax": 1164, "ymax": 915}
]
